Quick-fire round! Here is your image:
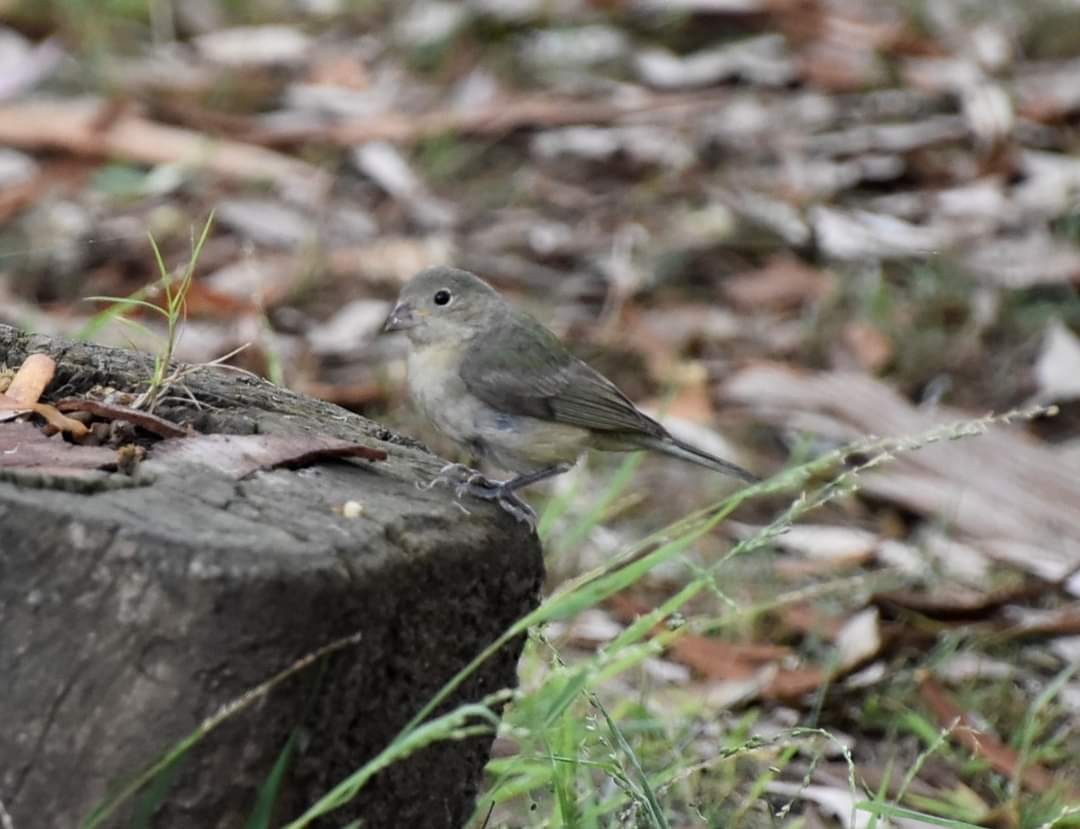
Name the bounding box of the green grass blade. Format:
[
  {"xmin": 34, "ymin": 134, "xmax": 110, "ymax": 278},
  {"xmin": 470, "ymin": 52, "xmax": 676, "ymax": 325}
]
[
  {"xmin": 1014, "ymin": 661, "xmax": 1079, "ymax": 796},
  {"xmin": 541, "ymin": 669, "xmax": 591, "ymax": 729},
  {"xmin": 855, "ymin": 800, "xmax": 987, "ymax": 828},
  {"xmin": 282, "ymin": 700, "xmax": 505, "ymax": 827},
  {"xmin": 594, "ymin": 697, "xmax": 669, "ymax": 829},
  {"xmin": 246, "ymin": 732, "xmax": 298, "ymax": 829},
  {"xmin": 78, "ymin": 286, "xmax": 155, "ymax": 340},
  {"xmin": 81, "ymin": 632, "xmax": 362, "ymax": 829},
  {"xmin": 548, "ymin": 452, "xmax": 643, "ymax": 551},
  {"xmin": 84, "ymin": 295, "xmax": 169, "ymax": 318},
  {"xmin": 131, "ymin": 754, "xmax": 184, "ymax": 829},
  {"xmin": 548, "ymin": 713, "xmax": 580, "ymax": 828},
  {"xmin": 147, "ymin": 230, "xmax": 170, "ymax": 282}
]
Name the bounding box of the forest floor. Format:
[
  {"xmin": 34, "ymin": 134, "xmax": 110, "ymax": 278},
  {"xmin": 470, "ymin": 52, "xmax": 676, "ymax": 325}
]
[{"xmin": 1, "ymin": 1, "xmax": 1079, "ymax": 826}]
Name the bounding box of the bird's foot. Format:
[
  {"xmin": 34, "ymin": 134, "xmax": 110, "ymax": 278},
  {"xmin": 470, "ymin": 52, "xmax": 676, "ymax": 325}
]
[
  {"xmin": 420, "ymin": 462, "xmax": 491, "ymax": 500},
  {"xmin": 422, "ymin": 464, "xmax": 537, "ymax": 530},
  {"xmin": 419, "ymin": 463, "xmax": 475, "ymax": 493}
]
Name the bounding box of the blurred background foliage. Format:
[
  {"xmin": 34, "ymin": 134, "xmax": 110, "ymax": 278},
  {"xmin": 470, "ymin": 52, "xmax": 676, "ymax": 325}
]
[{"xmin": 1, "ymin": 0, "xmax": 1079, "ymax": 826}]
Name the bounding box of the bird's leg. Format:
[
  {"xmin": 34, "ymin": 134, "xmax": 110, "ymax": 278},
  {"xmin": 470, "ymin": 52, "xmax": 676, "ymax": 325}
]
[
  {"xmin": 422, "ymin": 463, "xmax": 573, "ymax": 530},
  {"xmin": 460, "ymin": 464, "xmax": 573, "ymax": 529},
  {"xmin": 499, "ymin": 464, "xmax": 574, "ymax": 492}
]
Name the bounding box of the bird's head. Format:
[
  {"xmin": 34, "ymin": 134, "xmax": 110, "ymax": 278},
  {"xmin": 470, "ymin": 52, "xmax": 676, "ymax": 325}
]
[{"xmin": 384, "ymin": 266, "xmax": 505, "ymax": 346}]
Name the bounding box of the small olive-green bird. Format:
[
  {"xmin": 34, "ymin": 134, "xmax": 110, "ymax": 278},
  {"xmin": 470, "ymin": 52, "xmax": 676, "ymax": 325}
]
[{"xmin": 384, "ymin": 266, "xmax": 757, "ymax": 526}]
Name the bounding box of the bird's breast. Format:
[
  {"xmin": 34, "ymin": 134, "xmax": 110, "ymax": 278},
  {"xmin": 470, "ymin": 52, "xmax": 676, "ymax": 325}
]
[
  {"xmin": 406, "ymin": 345, "xmax": 475, "ymax": 439},
  {"xmin": 406, "ymin": 344, "xmax": 589, "ymax": 474}
]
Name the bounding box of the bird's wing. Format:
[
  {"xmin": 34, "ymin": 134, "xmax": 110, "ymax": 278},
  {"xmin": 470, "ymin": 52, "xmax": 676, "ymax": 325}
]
[{"xmin": 460, "ymin": 312, "xmax": 665, "ymax": 436}]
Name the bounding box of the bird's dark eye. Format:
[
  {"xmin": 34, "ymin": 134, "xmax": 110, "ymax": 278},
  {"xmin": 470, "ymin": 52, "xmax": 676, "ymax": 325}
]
[{"xmin": 433, "ymin": 289, "xmax": 452, "ymax": 306}]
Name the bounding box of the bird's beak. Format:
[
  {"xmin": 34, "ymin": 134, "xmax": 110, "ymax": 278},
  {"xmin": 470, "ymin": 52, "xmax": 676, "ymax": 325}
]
[{"xmin": 383, "ymin": 301, "xmax": 418, "ymax": 333}]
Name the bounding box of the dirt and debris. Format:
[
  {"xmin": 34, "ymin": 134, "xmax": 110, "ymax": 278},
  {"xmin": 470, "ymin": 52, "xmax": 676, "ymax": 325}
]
[{"xmin": 0, "ymin": 353, "xmax": 385, "ymax": 491}]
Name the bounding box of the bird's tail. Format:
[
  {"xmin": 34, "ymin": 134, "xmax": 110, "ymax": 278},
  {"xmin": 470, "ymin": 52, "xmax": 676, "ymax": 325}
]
[{"xmin": 639, "ymin": 434, "xmax": 759, "ymax": 484}]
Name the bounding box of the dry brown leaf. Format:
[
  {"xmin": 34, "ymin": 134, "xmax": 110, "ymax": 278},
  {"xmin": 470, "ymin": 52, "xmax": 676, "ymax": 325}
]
[
  {"xmin": 636, "ymin": 36, "xmax": 795, "ymax": 90},
  {"xmin": 557, "ymin": 609, "xmax": 625, "ymax": 648},
  {"xmin": 246, "ymin": 92, "xmax": 709, "ymax": 147},
  {"xmin": 307, "ymin": 300, "xmax": 393, "ymax": 356},
  {"xmin": 609, "ymin": 590, "xmax": 868, "ymax": 706},
  {"xmin": 732, "ymin": 521, "xmax": 881, "ymax": 577},
  {"xmin": 841, "ymin": 321, "xmax": 893, "ymax": 372},
  {"xmin": 352, "ymin": 142, "xmax": 456, "ymax": 229},
  {"xmin": 872, "ymin": 580, "xmax": 1054, "ymax": 622},
  {"xmin": 812, "ymin": 205, "xmax": 960, "ymax": 261},
  {"xmin": 202, "ymin": 254, "xmax": 307, "ymax": 308},
  {"xmin": 724, "ymin": 365, "xmax": 1080, "ymax": 593},
  {"xmin": 649, "ymin": 376, "xmax": 716, "ymax": 425},
  {"xmin": 1015, "ymin": 58, "xmax": 1080, "ymax": 123},
  {"xmin": 54, "ymin": 399, "xmax": 190, "ymax": 439},
  {"xmin": 3, "ymin": 353, "xmax": 55, "ymax": 407},
  {"xmin": 619, "ymin": 304, "xmax": 741, "ymax": 378},
  {"xmin": 997, "ymin": 607, "xmax": 1080, "ymax": 642},
  {"xmin": 961, "ymin": 231, "xmax": 1080, "ymax": 289},
  {"xmin": 605, "ymin": 590, "xmax": 654, "ymax": 622},
  {"xmin": 763, "ymin": 666, "xmax": 827, "ymax": 701},
  {"xmin": 0, "ymin": 355, "xmax": 89, "ymax": 437},
  {"xmin": 778, "ymin": 602, "xmax": 846, "ymax": 640},
  {"xmin": 774, "ymin": 554, "xmax": 870, "ymax": 579},
  {"xmin": 671, "ymin": 634, "xmax": 792, "ymax": 681},
  {"xmin": 765, "ymin": 781, "xmax": 869, "ymax": 829},
  {"xmin": 834, "ymin": 607, "xmax": 881, "ymax": 670},
  {"xmin": 306, "ymin": 52, "xmax": 372, "ymax": 89},
  {"xmin": 0, "ymin": 173, "xmax": 46, "ymax": 223},
  {"xmin": 175, "ymin": 280, "xmax": 260, "ymax": 320},
  {"xmin": 755, "ymin": 523, "xmax": 879, "ymax": 560},
  {"xmin": 799, "ymin": 40, "xmax": 891, "ymax": 92},
  {"xmin": 193, "ymin": 25, "xmax": 312, "ymax": 68},
  {"xmin": 722, "ymin": 255, "xmax": 834, "ymax": 312},
  {"xmin": 26, "ymin": 403, "xmax": 91, "ymax": 437},
  {"xmin": 0, "ymin": 98, "xmax": 330, "ymax": 198},
  {"xmin": 0, "ymin": 420, "xmax": 115, "ymax": 469},
  {"xmin": 149, "ymin": 432, "xmax": 386, "ymax": 479},
  {"xmin": 326, "ymin": 236, "xmax": 457, "ymax": 284},
  {"xmin": 918, "ymin": 675, "xmax": 1068, "ymax": 796},
  {"xmin": 608, "ymin": 591, "xmax": 795, "ymax": 683}
]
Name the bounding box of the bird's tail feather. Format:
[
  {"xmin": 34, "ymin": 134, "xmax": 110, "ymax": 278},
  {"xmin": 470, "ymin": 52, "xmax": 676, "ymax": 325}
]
[{"xmin": 640, "ymin": 434, "xmax": 759, "ymax": 483}]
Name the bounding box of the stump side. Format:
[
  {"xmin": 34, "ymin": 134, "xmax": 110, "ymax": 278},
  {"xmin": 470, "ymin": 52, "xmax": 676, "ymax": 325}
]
[{"xmin": 0, "ymin": 324, "xmax": 543, "ymax": 828}]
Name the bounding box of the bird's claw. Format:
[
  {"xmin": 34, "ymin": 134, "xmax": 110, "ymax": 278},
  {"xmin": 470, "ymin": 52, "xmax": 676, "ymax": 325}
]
[
  {"xmin": 423, "ymin": 463, "xmax": 537, "ymax": 531},
  {"xmin": 419, "ymin": 463, "xmax": 474, "ymax": 491},
  {"xmin": 493, "ymin": 492, "xmax": 537, "ymax": 530},
  {"xmin": 465, "ymin": 481, "xmax": 538, "ymax": 531}
]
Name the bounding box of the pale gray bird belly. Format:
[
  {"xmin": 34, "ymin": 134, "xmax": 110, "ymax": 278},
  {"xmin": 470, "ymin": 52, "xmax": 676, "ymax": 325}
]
[{"xmin": 407, "ymin": 344, "xmax": 590, "ymax": 474}]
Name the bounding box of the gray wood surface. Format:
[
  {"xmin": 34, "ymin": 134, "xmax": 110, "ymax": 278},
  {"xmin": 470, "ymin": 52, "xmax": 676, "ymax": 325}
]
[{"xmin": 0, "ymin": 324, "xmax": 542, "ymax": 828}]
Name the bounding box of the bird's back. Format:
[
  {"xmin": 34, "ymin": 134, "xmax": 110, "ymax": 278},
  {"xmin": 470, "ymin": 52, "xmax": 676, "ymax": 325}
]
[{"xmin": 460, "ymin": 310, "xmax": 666, "ymax": 439}]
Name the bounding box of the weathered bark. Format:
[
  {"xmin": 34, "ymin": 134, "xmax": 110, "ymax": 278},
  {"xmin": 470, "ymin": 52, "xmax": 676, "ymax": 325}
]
[{"xmin": 0, "ymin": 325, "xmax": 543, "ymax": 828}]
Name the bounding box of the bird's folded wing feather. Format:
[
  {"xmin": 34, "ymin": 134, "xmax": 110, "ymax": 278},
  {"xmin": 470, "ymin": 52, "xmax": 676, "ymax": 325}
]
[{"xmin": 460, "ymin": 313, "xmax": 664, "ymax": 436}]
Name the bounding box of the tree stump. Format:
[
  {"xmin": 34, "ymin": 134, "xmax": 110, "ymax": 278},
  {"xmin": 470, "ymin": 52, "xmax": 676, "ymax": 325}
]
[{"xmin": 0, "ymin": 324, "xmax": 543, "ymax": 828}]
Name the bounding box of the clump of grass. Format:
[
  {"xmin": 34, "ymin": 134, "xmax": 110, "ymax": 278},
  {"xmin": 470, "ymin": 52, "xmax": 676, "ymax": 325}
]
[{"xmin": 83, "ymin": 212, "xmax": 226, "ymax": 411}]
